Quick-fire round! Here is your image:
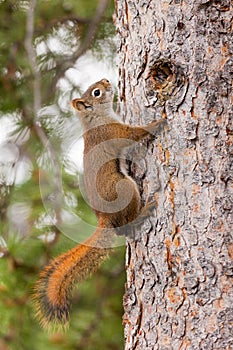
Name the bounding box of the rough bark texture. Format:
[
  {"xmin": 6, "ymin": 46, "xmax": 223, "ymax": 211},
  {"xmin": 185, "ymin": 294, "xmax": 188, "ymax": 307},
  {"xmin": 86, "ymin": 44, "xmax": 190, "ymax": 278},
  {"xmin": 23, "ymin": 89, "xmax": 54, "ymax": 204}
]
[{"xmin": 114, "ymin": 1, "xmax": 233, "ymax": 349}]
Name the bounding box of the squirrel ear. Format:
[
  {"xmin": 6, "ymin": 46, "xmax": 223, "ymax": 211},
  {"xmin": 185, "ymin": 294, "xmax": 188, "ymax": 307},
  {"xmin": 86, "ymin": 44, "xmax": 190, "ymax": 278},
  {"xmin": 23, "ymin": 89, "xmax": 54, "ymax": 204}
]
[
  {"xmin": 72, "ymin": 99, "xmax": 86, "ymax": 111},
  {"xmin": 72, "ymin": 99, "xmax": 93, "ymax": 112}
]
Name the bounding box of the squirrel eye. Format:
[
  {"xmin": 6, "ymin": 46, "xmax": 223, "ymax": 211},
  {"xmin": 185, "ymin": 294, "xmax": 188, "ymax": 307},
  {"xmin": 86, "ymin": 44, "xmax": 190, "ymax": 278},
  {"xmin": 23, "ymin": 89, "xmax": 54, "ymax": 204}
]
[{"xmin": 92, "ymin": 88, "xmax": 102, "ymax": 98}]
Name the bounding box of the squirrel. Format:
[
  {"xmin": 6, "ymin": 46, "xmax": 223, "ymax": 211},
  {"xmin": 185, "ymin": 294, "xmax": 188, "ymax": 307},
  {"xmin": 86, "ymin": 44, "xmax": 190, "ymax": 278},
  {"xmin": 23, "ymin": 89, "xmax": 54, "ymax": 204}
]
[{"xmin": 34, "ymin": 79, "xmax": 166, "ymax": 328}]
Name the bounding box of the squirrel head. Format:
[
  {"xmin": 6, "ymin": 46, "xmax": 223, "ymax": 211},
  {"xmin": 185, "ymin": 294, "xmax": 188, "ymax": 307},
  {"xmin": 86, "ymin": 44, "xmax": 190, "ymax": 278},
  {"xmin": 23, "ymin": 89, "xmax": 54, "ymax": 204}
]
[{"xmin": 71, "ymin": 79, "xmax": 113, "ymax": 116}]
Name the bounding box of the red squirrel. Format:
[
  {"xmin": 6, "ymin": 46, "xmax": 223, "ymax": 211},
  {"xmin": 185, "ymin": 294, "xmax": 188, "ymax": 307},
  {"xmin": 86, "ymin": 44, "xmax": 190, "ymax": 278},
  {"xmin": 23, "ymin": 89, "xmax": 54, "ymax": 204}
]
[{"xmin": 34, "ymin": 79, "xmax": 166, "ymax": 328}]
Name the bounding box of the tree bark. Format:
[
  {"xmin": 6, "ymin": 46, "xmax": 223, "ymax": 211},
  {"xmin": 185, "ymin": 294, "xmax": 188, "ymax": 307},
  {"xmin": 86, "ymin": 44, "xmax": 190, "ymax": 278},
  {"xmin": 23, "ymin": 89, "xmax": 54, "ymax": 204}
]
[{"xmin": 114, "ymin": 1, "xmax": 233, "ymax": 349}]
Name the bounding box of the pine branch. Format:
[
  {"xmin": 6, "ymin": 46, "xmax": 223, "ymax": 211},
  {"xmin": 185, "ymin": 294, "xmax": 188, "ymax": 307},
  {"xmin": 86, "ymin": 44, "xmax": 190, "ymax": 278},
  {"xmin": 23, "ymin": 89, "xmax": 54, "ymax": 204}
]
[
  {"xmin": 24, "ymin": 0, "xmax": 42, "ymax": 115},
  {"xmin": 46, "ymin": 0, "xmax": 110, "ymax": 98},
  {"xmin": 24, "ymin": 0, "xmax": 63, "ymax": 241}
]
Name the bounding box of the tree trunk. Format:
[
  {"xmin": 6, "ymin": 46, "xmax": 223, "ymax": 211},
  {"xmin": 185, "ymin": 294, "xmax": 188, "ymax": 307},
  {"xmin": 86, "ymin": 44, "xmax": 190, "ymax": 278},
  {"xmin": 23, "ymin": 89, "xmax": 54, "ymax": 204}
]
[{"xmin": 114, "ymin": 1, "xmax": 233, "ymax": 349}]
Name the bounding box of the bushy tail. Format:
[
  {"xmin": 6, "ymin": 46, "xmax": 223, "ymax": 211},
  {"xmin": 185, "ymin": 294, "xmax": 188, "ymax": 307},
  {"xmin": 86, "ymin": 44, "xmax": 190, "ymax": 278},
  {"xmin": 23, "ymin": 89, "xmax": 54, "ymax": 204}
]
[{"xmin": 34, "ymin": 227, "xmax": 111, "ymax": 329}]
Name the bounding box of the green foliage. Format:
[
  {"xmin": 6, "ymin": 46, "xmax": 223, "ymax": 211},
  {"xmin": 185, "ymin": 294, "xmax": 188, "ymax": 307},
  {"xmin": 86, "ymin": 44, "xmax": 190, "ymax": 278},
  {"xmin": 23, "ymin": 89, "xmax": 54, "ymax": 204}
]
[
  {"xmin": 0, "ymin": 240, "xmax": 125, "ymax": 350},
  {"xmin": 0, "ymin": 1, "xmax": 123, "ymax": 349},
  {"xmin": 0, "ymin": 0, "xmax": 115, "ymax": 111}
]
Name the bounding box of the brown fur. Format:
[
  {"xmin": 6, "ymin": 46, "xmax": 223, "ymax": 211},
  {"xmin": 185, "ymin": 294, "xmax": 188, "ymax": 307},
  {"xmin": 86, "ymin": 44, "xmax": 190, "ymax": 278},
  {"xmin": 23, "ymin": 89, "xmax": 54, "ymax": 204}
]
[{"xmin": 34, "ymin": 79, "xmax": 166, "ymax": 328}]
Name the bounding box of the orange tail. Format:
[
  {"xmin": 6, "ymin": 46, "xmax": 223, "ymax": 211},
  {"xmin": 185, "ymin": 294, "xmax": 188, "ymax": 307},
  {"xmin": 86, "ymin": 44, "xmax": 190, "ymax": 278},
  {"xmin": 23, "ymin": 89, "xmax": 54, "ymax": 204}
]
[{"xmin": 34, "ymin": 227, "xmax": 111, "ymax": 328}]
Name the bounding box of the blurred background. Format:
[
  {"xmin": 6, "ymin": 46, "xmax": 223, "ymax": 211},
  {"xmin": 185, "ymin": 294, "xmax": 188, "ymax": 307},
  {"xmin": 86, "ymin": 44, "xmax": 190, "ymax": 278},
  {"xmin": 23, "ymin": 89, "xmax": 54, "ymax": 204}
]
[{"xmin": 0, "ymin": 1, "xmax": 126, "ymax": 349}]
